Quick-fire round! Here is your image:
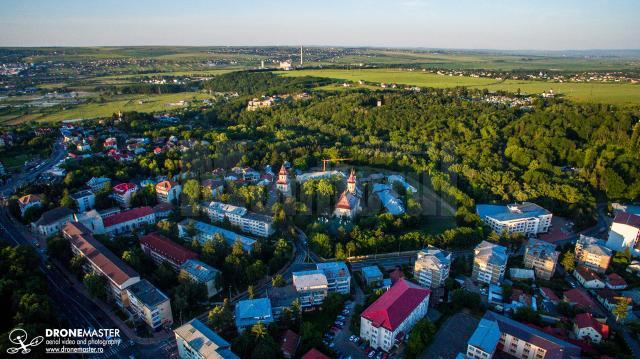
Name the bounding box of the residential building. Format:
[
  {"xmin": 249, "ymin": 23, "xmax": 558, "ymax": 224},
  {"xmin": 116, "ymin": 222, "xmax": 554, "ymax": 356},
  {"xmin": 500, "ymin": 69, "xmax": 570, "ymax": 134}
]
[
  {"xmin": 523, "ymin": 238, "xmax": 559, "ymax": 280},
  {"xmin": 201, "ymin": 179, "xmax": 224, "ymax": 198},
  {"xmin": 156, "ymin": 180, "xmax": 182, "ymax": 204},
  {"xmin": 605, "ymin": 273, "xmax": 627, "ymax": 290},
  {"xmin": 234, "ymin": 298, "xmax": 274, "ymax": 332},
  {"xmin": 295, "ymin": 170, "xmax": 344, "ymax": 183},
  {"xmin": 372, "ymin": 183, "xmax": 405, "ymax": 215},
  {"xmin": 488, "ymin": 284, "xmax": 504, "ymax": 304},
  {"xmin": 472, "ymin": 241, "xmax": 508, "ymax": 284},
  {"xmin": 301, "ymin": 348, "xmax": 330, "ymax": 359},
  {"xmin": 563, "ymin": 288, "xmax": 604, "ymax": 317},
  {"xmin": 333, "ymin": 170, "xmax": 362, "ymax": 219},
  {"xmin": 180, "ymin": 259, "xmax": 221, "ymax": 298},
  {"xmin": 414, "ymin": 246, "xmax": 451, "ymax": 288},
  {"xmin": 103, "ymin": 206, "xmax": 156, "ymax": 235},
  {"xmin": 575, "ymin": 234, "xmax": 612, "ymax": 273},
  {"xmin": 292, "ymin": 270, "xmax": 329, "ymax": 309},
  {"xmin": 360, "ymin": 279, "xmax": 430, "ymax": 352},
  {"xmin": 87, "ymin": 176, "xmax": 111, "ymax": 192},
  {"xmin": 139, "ymin": 232, "xmax": 197, "ymax": 270},
  {"xmin": 203, "ymin": 201, "xmax": 274, "ymax": 238},
  {"xmin": 280, "ymin": 329, "xmax": 300, "ymax": 359},
  {"xmin": 276, "ymin": 164, "xmax": 292, "ymax": 197},
  {"xmin": 73, "ymin": 209, "xmax": 105, "ymax": 234},
  {"xmin": 103, "ymin": 137, "xmax": 117, "ymax": 149},
  {"xmin": 126, "ymin": 279, "xmax": 173, "ymax": 330},
  {"xmin": 316, "ymin": 261, "xmax": 351, "ymax": 294},
  {"xmin": 18, "ymin": 194, "xmax": 41, "ymax": 216},
  {"xmin": 153, "ymin": 202, "xmax": 174, "ymax": 219},
  {"xmin": 573, "ymin": 313, "xmax": 609, "ymax": 344},
  {"xmin": 175, "ymin": 319, "xmax": 239, "ymax": 359},
  {"xmin": 539, "ymin": 287, "xmax": 560, "ymax": 305},
  {"xmin": 361, "ymin": 266, "xmax": 383, "ymax": 287},
  {"xmin": 178, "ymin": 219, "xmax": 256, "ymax": 253},
  {"xmin": 387, "ymin": 175, "xmax": 417, "ymax": 194},
  {"xmin": 62, "ymin": 222, "xmax": 140, "ymax": 309},
  {"xmin": 476, "ymin": 202, "xmax": 552, "ymax": 236},
  {"xmin": 32, "ymin": 207, "xmax": 74, "ymax": 237},
  {"xmin": 606, "ymin": 212, "xmax": 640, "ymax": 255},
  {"xmin": 113, "ymin": 182, "xmax": 138, "ymax": 208},
  {"xmin": 509, "ymin": 268, "xmax": 535, "ymax": 281},
  {"xmin": 71, "ymin": 189, "xmax": 95, "ymax": 212},
  {"xmin": 573, "ymin": 266, "xmax": 605, "ymax": 289},
  {"xmin": 268, "ymin": 285, "xmax": 299, "ymax": 319},
  {"xmin": 594, "ymin": 288, "xmax": 633, "ymax": 319},
  {"xmin": 465, "ymin": 311, "xmax": 581, "ymax": 359}
]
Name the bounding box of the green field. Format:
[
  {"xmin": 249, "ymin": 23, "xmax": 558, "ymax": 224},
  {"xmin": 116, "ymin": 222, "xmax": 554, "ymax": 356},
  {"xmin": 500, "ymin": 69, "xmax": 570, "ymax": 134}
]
[
  {"xmin": 280, "ymin": 69, "xmax": 640, "ymax": 105},
  {"xmin": 3, "ymin": 92, "xmax": 215, "ymax": 124}
]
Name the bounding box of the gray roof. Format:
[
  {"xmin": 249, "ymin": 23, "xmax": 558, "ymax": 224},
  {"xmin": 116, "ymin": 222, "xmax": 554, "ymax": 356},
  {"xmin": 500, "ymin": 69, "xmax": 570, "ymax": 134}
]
[
  {"xmin": 174, "ymin": 319, "xmax": 239, "ymax": 359},
  {"xmin": 474, "ymin": 241, "xmax": 508, "ymax": 266},
  {"xmin": 293, "ymin": 270, "xmax": 329, "ymax": 289},
  {"xmin": 362, "ymin": 266, "xmax": 383, "ymax": 280},
  {"xmin": 417, "ymin": 246, "xmax": 452, "ymax": 267},
  {"xmin": 316, "ymin": 261, "xmax": 350, "ymax": 280},
  {"xmin": 268, "ymin": 285, "xmax": 298, "ymax": 309},
  {"xmin": 468, "ymin": 317, "xmax": 501, "ymax": 354},
  {"xmin": 181, "ymin": 219, "xmax": 256, "ymax": 251},
  {"xmin": 476, "ymin": 202, "xmax": 550, "ymax": 222},
  {"xmin": 235, "ymin": 298, "xmax": 273, "ymax": 328},
  {"xmin": 70, "ymin": 189, "xmax": 94, "ymax": 200},
  {"xmin": 180, "ymin": 259, "xmax": 220, "ymax": 283},
  {"xmin": 127, "ymin": 279, "xmax": 169, "ymax": 308},
  {"xmin": 33, "ymin": 207, "xmax": 74, "ymax": 226}
]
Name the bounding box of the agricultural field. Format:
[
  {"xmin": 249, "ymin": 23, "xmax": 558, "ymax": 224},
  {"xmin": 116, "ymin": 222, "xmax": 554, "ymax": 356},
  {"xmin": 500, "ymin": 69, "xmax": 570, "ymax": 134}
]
[{"xmin": 280, "ymin": 68, "xmax": 640, "ymax": 105}]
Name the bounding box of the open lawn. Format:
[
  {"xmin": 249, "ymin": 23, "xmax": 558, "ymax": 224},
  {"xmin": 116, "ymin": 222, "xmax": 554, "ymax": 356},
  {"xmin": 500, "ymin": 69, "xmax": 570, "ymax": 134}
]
[{"xmin": 280, "ymin": 69, "xmax": 640, "ymax": 105}]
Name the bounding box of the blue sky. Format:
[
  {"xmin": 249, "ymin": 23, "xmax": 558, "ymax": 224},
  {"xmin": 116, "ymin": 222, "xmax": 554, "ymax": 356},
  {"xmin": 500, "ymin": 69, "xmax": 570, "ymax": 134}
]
[{"xmin": 0, "ymin": 0, "xmax": 638, "ymax": 49}]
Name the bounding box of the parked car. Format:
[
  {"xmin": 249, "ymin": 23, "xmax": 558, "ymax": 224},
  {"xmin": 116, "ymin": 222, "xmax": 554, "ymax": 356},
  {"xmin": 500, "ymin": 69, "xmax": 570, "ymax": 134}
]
[
  {"xmin": 368, "ymin": 350, "xmax": 376, "ymax": 358},
  {"xmin": 349, "ymin": 335, "xmax": 356, "ymax": 342}
]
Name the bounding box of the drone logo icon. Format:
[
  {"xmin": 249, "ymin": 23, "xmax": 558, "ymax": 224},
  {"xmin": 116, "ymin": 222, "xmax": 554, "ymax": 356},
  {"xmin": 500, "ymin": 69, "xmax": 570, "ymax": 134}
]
[{"xmin": 6, "ymin": 328, "xmax": 44, "ymax": 355}]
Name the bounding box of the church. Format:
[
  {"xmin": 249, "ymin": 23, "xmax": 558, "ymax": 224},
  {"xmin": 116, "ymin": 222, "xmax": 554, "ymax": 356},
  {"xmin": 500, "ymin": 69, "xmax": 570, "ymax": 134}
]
[
  {"xmin": 276, "ymin": 164, "xmax": 292, "ymax": 197},
  {"xmin": 333, "ymin": 170, "xmax": 362, "ymax": 218}
]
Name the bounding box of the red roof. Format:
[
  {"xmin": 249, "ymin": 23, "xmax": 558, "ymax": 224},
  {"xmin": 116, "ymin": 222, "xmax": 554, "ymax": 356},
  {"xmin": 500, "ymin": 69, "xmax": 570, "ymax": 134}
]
[
  {"xmin": 347, "ymin": 170, "xmax": 356, "ymax": 183},
  {"xmin": 390, "ymin": 267, "xmax": 404, "ymax": 283},
  {"xmin": 301, "ymin": 348, "xmax": 330, "ymax": 359},
  {"xmin": 564, "ymin": 288, "xmax": 598, "ymax": 310},
  {"xmin": 278, "ymin": 164, "xmax": 288, "ymax": 175},
  {"xmin": 280, "ymin": 329, "xmax": 300, "ymax": 357},
  {"xmin": 613, "ymin": 212, "xmax": 640, "ymax": 228},
  {"xmin": 606, "ymin": 273, "xmax": 627, "ymax": 288},
  {"xmin": 335, "ymin": 191, "xmax": 352, "ymax": 210},
  {"xmin": 139, "ymin": 232, "xmax": 197, "ymax": 265},
  {"xmin": 575, "ymin": 313, "xmax": 609, "ymax": 339},
  {"xmin": 575, "ymin": 266, "xmax": 603, "ymax": 283},
  {"xmin": 361, "ymin": 279, "xmax": 430, "ymax": 331},
  {"xmin": 113, "ymin": 182, "xmax": 137, "ymax": 194},
  {"xmin": 103, "ymin": 206, "xmax": 154, "ymax": 227},
  {"xmin": 155, "ymin": 180, "xmax": 177, "ymax": 192},
  {"xmin": 540, "ymin": 287, "xmax": 560, "ymax": 303}
]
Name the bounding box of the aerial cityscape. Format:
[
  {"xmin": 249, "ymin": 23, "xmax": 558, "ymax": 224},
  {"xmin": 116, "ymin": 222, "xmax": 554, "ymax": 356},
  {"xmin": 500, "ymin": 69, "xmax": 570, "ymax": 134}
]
[{"xmin": 1, "ymin": 1, "xmax": 640, "ymax": 358}]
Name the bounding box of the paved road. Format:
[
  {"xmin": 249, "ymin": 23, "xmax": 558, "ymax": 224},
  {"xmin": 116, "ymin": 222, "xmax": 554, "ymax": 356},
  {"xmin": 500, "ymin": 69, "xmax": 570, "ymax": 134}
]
[
  {"xmin": 348, "ymin": 249, "xmax": 473, "ymax": 271},
  {"xmin": 0, "ymin": 140, "xmax": 67, "ymax": 197}
]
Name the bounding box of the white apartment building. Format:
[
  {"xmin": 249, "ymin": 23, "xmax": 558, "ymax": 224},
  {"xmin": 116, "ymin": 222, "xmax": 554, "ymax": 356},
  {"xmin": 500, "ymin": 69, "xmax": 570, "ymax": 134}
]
[
  {"xmin": 606, "ymin": 212, "xmax": 640, "ymax": 256},
  {"xmin": 126, "ymin": 279, "xmax": 173, "ymax": 330},
  {"xmin": 472, "ymin": 241, "xmax": 508, "ymax": 284},
  {"xmin": 575, "ymin": 234, "xmax": 612, "ymax": 273},
  {"xmin": 476, "ymin": 202, "xmax": 552, "ymax": 236},
  {"xmin": 156, "ymin": 180, "xmax": 182, "ymax": 204},
  {"xmin": 175, "ymin": 319, "xmax": 239, "ymax": 359},
  {"xmin": 523, "ymin": 238, "xmax": 559, "ymax": 280},
  {"xmin": 292, "ymin": 270, "xmax": 329, "ymax": 309},
  {"xmin": 414, "ymin": 247, "xmax": 451, "ymax": 288},
  {"xmin": 112, "ymin": 182, "xmax": 138, "ymax": 208},
  {"xmin": 203, "ymin": 201, "xmax": 274, "ymax": 238},
  {"xmin": 71, "ymin": 189, "xmax": 95, "ymax": 212},
  {"xmin": 316, "ymin": 261, "xmax": 351, "ymax": 294},
  {"xmin": 360, "ymin": 279, "xmax": 430, "ymax": 352}
]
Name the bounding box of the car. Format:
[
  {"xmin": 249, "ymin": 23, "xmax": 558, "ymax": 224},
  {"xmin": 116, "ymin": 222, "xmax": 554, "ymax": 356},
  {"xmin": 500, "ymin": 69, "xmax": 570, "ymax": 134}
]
[
  {"xmin": 329, "ymin": 342, "xmax": 335, "ymax": 349},
  {"xmin": 349, "ymin": 335, "xmax": 356, "ymax": 342},
  {"xmin": 337, "ymin": 315, "xmax": 346, "ymax": 320},
  {"xmin": 368, "ymin": 350, "xmax": 376, "ymax": 358}
]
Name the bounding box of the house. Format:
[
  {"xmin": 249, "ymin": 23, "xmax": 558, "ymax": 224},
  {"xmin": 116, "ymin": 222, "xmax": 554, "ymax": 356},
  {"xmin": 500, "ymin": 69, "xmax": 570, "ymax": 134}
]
[
  {"xmin": 509, "ymin": 268, "xmax": 535, "ymax": 281},
  {"xmin": 574, "ymin": 313, "xmax": 609, "ymax": 344},
  {"xmin": 372, "ymin": 183, "xmax": 405, "ymax": 215},
  {"xmin": 362, "ymin": 266, "xmax": 384, "ymax": 287},
  {"xmin": 606, "ymin": 212, "xmax": 640, "ymax": 255},
  {"xmin": 605, "ymin": 273, "xmax": 627, "ymax": 290},
  {"xmin": 18, "ymin": 194, "xmax": 41, "ymax": 216},
  {"xmin": 62, "ymin": 222, "xmax": 140, "ymax": 309},
  {"xmin": 201, "ymin": 179, "xmax": 224, "ymax": 198},
  {"xmin": 563, "ymin": 288, "xmax": 603, "ymax": 317},
  {"xmin": 152, "ymin": 202, "xmax": 174, "ymax": 219},
  {"xmin": 414, "ymin": 246, "xmax": 451, "ymax": 288},
  {"xmin": 472, "ymin": 241, "xmax": 508, "ymax": 284},
  {"xmin": 488, "ymin": 284, "xmax": 504, "ymax": 304},
  {"xmin": 174, "ymin": 319, "xmax": 239, "ymax": 359},
  {"xmin": 203, "ymin": 201, "xmax": 274, "ymax": 238},
  {"xmin": 103, "ymin": 137, "xmax": 117, "ymax": 149},
  {"xmin": 87, "ymin": 176, "xmax": 111, "ymax": 192},
  {"xmin": 126, "ymin": 279, "xmax": 173, "ymax": 330},
  {"xmin": 268, "ymin": 285, "xmax": 299, "ymax": 319},
  {"xmin": 103, "ymin": 206, "xmax": 156, "ymax": 235},
  {"xmin": 139, "ymin": 232, "xmax": 198, "ymax": 270},
  {"xmin": 280, "ymin": 329, "xmax": 300, "ymax": 359},
  {"xmin": 316, "ymin": 261, "xmax": 351, "ymax": 294},
  {"xmin": 575, "ymin": 234, "xmax": 612, "ymax": 273},
  {"xmin": 32, "ymin": 207, "xmax": 74, "ymax": 237},
  {"xmin": 509, "ymin": 289, "xmax": 537, "ymax": 311},
  {"xmin": 70, "ymin": 189, "xmax": 95, "ymax": 212},
  {"xmin": 180, "ymin": 259, "xmax": 221, "ymax": 298},
  {"xmin": 465, "ymin": 311, "xmax": 581, "ymax": 359},
  {"xmin": 178, "ymin": 219, "xmax": 256, "ymax": 253},
  {"xmin": 156, "ymin": 180, "xmax": 182, "ymax": 204},
  {"xmin": 594, "ymin": 288, "xmax": 633, "ymax": 319},
  {"xmin": 360, "ymin": 279, "xmax": 430, "ymax": 352},
  {"xmin": 113, "ymin": 182, "xmax": 138, "ymax": 208},
  {"xmin": 276, "ymin": 164, "xmax": 292, "ymax": 197},
  {"xmin": 476, "ymin": 202, "xmax": 552, "ymax": 236},
  {"xmin": 234, "ymin": 298, "xmax": 274, "ymax": 333},
  {"xmin": 301, "ymin": 348, "xmax": 330, "ymax": 359},
  {"xmin": 73, "ymin": 209, "xmax": 105, "ymax": 234},
  {"xmin": 292, "ymin": 270, "xmax": 329, "ymax": 309},
  {"xmin": 573, "ymin": 266, "xmax": 605, "ymax": 289},
  {"xmin": 333, "ymin": 170, "xmax": 362, "ymax": 219},
  {"xmin": 523, "ymin": 238, "xmax": 559, "ymax": 280},
  {"xmin": 539, "ymin": 287, "xmax": 560, "ymax": 305}
]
